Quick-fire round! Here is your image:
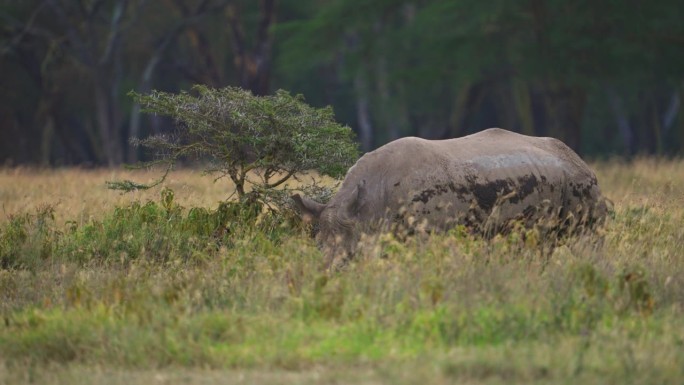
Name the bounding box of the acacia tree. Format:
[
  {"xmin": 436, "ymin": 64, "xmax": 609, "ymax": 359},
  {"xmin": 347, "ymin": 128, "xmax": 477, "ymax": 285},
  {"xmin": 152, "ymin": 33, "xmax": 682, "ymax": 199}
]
[{"xmin": 109, "ymin": 85, "xmax": 358, "ymax": 205}]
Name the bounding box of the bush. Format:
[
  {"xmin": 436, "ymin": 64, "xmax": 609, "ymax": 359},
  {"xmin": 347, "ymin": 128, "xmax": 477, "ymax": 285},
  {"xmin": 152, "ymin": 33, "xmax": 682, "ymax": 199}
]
[
  {"xmin": 0, "ymin": 205, "xmax": 57, "ymax": 269},
  {"xmin": 109, "ymin": 86, "xmax": 359, "ymax": 208}
]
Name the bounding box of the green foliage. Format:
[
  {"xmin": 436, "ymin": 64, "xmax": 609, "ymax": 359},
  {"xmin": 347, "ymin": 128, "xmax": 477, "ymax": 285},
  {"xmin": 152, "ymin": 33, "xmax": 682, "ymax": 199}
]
[
  {"xmin": 0, "ymin": 205, "xmax": 57, "ymax": 269},
  {"xmin": 1, "ymin": 199, "xmax": 683, "ymax": 382},
  {"xmin": 110, "ymin": 86, "xmax": 358, "ymax": 207},
  {"xmin": 0, "ymin": 189, "xmax": 292, "ymax": 269},
  {"xmin": 277, "ymin": 0, "xmax": 684, "ymax": 154},
  {"xmin": 4, "ymin": 0, "xmax": 684, "ymax": 169}
]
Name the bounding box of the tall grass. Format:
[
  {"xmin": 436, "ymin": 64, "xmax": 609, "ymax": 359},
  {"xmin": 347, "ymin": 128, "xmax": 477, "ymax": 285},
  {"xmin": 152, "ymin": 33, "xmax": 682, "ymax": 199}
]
[{"xmin": 1, "ymin": 159, "xmax": 683, "ymax": 384}]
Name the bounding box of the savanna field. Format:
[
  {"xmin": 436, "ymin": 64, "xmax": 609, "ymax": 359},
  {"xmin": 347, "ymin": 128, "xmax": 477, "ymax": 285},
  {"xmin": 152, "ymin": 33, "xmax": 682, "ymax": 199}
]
[{"xmin": 0, "ymin": 160, "xmax": 683, "ymax": 384}]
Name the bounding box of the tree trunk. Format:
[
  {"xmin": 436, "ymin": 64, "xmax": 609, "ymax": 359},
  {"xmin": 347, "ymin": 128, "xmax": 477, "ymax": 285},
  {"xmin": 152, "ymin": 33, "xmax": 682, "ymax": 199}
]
[
  {"xmin": 543, "ymin": 83, "xmax": 586, "ymax": 153},
  {"xmin": 40, "ymin": 116, "xmax": 55, "ymax": 166},
  {"xmin": 354, "ymin": 72, "xmax": 373, "ymax": 151},
  {"xmin": 128, "ymin": 47, "xmax": 166, "ymax": 163},
  {"xmin": 376, "ymin": 52, "xmax": 408, "ymax": 141},
  {"xmin": 662, "ymin": 90, "xmax": 680, "ymax": 135},
  {"xmin": 512, "ymin": 78, "xmax": 535, "ymax": 136},
  {"xmin": 94, "ymin": 82, "xmax": 123, "ymax": 166},
  {"xmin": 495, "ymin": 84, "xmax": 518, "ymax": 132},
  {"xmin": 651, "ymin": 98, "xmax": 663, "ymax": 155},
  {"xmin": 679, "ymin": 83, "xmax": 684, "ymax": 153},
  {"xmin": 450, "ymin": 84, "xmax": 471, "ymax": 138},
  {"xmin": 185, "ymin": 27, "xmax": 223, "ymax": 86},
  {"xmin": 227, "ymin": 0, "xmax": 276, "ymax": 96},
  {"xmin": 53, "ymin": 116, "xmax": 95, "ymax": 165},
  {"xmin": 607, "ymin": 88, "xmax": 634, "ymax": 155},
  {"xmin": 461, "ymin": 83, "xmax": 489, "ymax": 135}
]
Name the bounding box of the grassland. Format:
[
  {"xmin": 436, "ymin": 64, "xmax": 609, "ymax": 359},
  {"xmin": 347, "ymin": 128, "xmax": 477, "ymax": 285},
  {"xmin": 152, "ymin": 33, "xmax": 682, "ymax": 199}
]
[{"xmin": 1, "ymin": 159, "xmax": 683, "ymax": 384}]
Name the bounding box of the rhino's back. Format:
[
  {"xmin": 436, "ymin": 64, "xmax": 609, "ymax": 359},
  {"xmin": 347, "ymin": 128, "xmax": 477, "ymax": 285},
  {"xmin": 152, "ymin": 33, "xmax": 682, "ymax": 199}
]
[{"xmin": 339, "ymin": 128, "xmax": 604, "ymax": 231}]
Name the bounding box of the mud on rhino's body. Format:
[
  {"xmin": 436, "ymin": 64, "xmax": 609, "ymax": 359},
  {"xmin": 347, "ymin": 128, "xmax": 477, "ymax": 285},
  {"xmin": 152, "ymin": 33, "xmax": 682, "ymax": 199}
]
[{"xmin": 293, "ymin": 128, "xmax": 607, "ymax": 267}]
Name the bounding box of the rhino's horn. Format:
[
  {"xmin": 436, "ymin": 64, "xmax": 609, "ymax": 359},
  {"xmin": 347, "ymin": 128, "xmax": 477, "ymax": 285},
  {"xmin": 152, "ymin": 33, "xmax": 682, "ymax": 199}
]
[{"xmin": 292, "ymin": 194, "xmax": 325, "ymax": 222}]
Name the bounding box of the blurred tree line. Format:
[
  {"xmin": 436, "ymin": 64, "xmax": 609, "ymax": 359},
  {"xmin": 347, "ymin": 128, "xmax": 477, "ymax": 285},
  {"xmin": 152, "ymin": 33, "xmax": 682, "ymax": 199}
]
[{"xmin": 2, "ymin": 0, "xmax": 684, "ymax": 166}]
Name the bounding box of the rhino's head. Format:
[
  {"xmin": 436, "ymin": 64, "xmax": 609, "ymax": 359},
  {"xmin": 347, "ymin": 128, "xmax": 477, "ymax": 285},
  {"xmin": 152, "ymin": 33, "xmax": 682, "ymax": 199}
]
[{"xmin": 292, "ymin": 182, "xmax": 365, "ymax": 268}]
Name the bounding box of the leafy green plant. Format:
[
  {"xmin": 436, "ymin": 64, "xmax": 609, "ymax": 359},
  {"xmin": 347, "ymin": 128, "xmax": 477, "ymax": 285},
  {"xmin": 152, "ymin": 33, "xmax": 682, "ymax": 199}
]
[
  {"xmin": 0, "ymin": 205, "xmax": 57, "ymax": 269},
  {"xmin": 108, "ymin": 86, "xmax": 358, "ymax": 208},
  {"xmin": 59, "ymin": 189, "xmax": 284, "ymax": 265},
  {"xmin": 615, "ymin": 266, "xmax": 654, "ymax": 315}
]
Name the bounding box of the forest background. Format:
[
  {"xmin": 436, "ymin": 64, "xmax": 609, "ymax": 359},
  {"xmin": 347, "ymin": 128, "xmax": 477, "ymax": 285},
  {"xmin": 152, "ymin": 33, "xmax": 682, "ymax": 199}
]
[{"xmin": 2, "ymin": 0, "xmax": 684, "ymax": 166}]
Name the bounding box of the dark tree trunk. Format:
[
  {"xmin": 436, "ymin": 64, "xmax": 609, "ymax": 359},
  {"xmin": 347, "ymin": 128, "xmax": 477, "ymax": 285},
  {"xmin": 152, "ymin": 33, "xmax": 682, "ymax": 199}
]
[
  {"xmin": 607, "ymin": 88, "xmax": 635, "ymax": 156},
  {"xmin": 512, "ymin": 78, "xmax": 535, "ymax": 136},
  {"xmin": 128, "ymin": 21, "xmax": 186, "ymax": 163},
  {"xmin": 543, "ymin": 83, "xmax": 586, "ymax": 153},
  {"xmin": 354, "ymin": 72, "xmax": 374, "ymax": 151},
  {"xmin": 679, "ymin": 84, "xmax": 684, "ymax": 153},
  {"xmin": 227, "ymin": 0, "xmax": 276, "ymax": 95},
  {"xmin": 449, "ymin": 84, "xmax": 472, "ymax": 138},
  {"xmin": 651, "ymin": 98, "xmax": 663, "ymax": 155},
  {"xmin": 94, "ymin": 81, "xmax": 123, "ymax": 166}
]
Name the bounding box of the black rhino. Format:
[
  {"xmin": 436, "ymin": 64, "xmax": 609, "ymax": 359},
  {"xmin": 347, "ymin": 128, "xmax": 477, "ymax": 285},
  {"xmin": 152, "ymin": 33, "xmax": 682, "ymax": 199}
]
[{"xmin": 293, "ymin": 128, "xmax": 607, "ymax": 268}]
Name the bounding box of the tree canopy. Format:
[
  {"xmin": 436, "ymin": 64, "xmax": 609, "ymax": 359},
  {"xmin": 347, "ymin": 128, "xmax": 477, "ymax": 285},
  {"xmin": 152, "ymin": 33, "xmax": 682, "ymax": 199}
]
[
  {"xmin": 109, "ymin": 85, "xmax": 358, "ymax": 203},
  {"xmin": 2, "ymin": 0, "xmax": 684, "ymax": 166}
]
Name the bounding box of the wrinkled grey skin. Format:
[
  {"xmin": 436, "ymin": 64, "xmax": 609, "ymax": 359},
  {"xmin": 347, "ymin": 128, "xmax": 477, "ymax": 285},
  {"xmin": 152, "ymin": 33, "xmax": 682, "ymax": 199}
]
[{"xmin": 293, "ymin": 128, "xmax": 607, "ymax": 268}]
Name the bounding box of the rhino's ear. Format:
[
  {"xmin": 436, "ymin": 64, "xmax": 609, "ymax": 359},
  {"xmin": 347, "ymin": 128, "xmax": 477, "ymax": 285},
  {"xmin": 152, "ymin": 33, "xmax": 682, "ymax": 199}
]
[
  {"xmin": 342, "ymin": 180, "xmax": 366, "ymax": 216},
  {"xmin": 291, "ymin": 194, "xmax": 325, "ymax": 223}
]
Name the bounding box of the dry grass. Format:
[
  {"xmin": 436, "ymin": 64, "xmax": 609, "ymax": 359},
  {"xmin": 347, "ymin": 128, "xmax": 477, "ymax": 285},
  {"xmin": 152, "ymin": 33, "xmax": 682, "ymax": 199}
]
[
  {"xmin": 0, "ymin": 167, "xmax": 334, "ymax": 226},
  {"xmin": 593, "ymin": 157, "xmax": 684, "ymax": 208},
  {"xmin": 1, "ymin": 158, "xmax": 682, "ymax": 225},
  {"xmin": 1, "ymin": 158, "xmax": 683, "ymax": 384},
  {"xmin": 0, "ymin": 168, "xmax": 230, "ymax": 226}
]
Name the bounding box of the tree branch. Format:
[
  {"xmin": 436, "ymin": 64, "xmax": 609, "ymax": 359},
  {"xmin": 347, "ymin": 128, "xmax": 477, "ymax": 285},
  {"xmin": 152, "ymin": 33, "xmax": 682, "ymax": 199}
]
[
  {"xmin": 257, "ymin": 0, "xmax": 276, "ymax": 53},
  {"xmin": 226, "ymin": 3, "xmax": 246, "ymax": 58},
  {"xmin": 0, "ymin": 2, "xmax": 50, "ymax": 56},
  {"xmin": 265, "ymin": 169, "xmax": 295, "ymax": 189},
  {"xmin": 100, "ymin": 0, "xmax": 129, "ymax": 66},
  {"xmin": 46, "ymin": 0, "xmax": 94, "ymax": 66}
]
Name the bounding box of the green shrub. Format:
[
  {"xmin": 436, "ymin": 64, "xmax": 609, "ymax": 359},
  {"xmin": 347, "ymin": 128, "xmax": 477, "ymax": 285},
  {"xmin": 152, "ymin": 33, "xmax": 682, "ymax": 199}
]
[
  {"xmin": 110, "ymin": 86, "xmax": 359, "ymax": 210},
  {"xmin": 0, "ymin": 205, "xmax": 57, "ymax": 269},
  {"xmin": 58, "ymin": 189, "xmax": 285, "ymax": 265}
]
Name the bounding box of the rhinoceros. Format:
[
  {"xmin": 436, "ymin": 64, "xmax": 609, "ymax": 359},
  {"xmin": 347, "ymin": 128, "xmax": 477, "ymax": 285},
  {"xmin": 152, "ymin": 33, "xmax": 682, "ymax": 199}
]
[{"xmin": 293, "ymin": 128, "xmax": 607, "ymax": 267}]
